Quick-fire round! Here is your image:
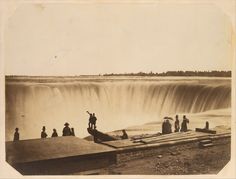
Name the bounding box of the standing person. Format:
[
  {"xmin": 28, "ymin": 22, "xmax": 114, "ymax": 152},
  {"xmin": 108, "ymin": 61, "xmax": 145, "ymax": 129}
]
[
  {"xmin": 70, "ymin": 128, "xmax": 75, "ymax": 136},
  {"xmin": 13, "ymin": 128, "xmax": 20, "ymax": 141},
  {"xmin": 180, "ymin": 115, "xmax": 189, "ymax": 132},
  {"xmin": 174, "ymin": 115, "xmax": 180, "ymax": 132},
  {"xmin": 92, "ymin": 113, "xmax": 97, "ymax": 129},
  {"xmin": 62, "ymin": 122, "xmax": 71, "ymax": 136},
  {"xmin": 205, "ymin": 121, "xmax": 209, "ymax": 130},
  {"xmin": 86, "ymin": 111, "xmax": 93, "ymax": 129},
  {"xmin": 41, "ymin": 126, "xmax": 48, "ymax": 138},
  {"xmin": 51, "ymin": 129, "xmax": 58, "ymax": 137}
]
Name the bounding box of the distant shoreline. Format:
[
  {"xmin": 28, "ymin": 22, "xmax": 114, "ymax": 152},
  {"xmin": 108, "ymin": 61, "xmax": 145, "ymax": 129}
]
[
  {"xmin": 103, "ymin": 70, "xmax": 231, "ymax": 77},
  {"xmin": 5, "ymin": 70, "xmax": 232, "ymax": 78}
]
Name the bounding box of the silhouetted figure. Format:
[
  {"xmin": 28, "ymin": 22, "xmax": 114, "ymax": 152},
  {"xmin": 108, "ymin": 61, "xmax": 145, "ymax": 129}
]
[
  {"xmin": 174, "ymin": 115, "xmax": 180, "ymax": 132},
  {"xmin": 180, "ymin": 115, "xmax": 189, "ymax": 132},
  {"xmin": 70, "ymin": 128, "xmax": 75, "ymax": 136},
  {"xmin": 62, "ymin": 122, "xmax": 71, "ymax": 136},
  {"xmin": 41, "ymin": 126, "xmax": 48, "ymax": 138},
  {"xmin": 87, "ymin": 111, "xmax": 93, "ymax": 129},
  {"xmin": 87, "ymin": 111, "xmax": 97, "ymax": 129},
  {"xmin": 162, "ymin": 119, "xmax": 172, "ymax": 134},
  {"xmin": 121, "ymin": 129, "xmax": 128, "ymax": 139},
  {"xmin": 92, "ymin": 113, "xmax": 97, "ymax": 129},
  {"xmin": 13, "ymin": 128, "xmax": 19, "ymax": 141},
  {"xmin": 51, "ymin": 129, "xmax": 58, "ymax": 137},
  {"xmin": 165, "ymin": 119, "xmax": 172, "ymax": 134},
  {"xmin": 205, "ymin": 121, "xmax": 209, "ymax": 130},
  {"xmin": 162, "ymin": 120, "xmax": 166, "ymax": 134}
]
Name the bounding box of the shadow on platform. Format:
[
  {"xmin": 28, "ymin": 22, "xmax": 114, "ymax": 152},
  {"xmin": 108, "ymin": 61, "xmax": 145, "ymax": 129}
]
[{"xmin": 6, "ymin": 136, "xmax": 116, "ymax": 175}]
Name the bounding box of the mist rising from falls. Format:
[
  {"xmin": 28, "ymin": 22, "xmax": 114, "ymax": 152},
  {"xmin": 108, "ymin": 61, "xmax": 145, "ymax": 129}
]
[{"xmin": 5, "ymin": 78, "xmax": 231, "ymax": 140}]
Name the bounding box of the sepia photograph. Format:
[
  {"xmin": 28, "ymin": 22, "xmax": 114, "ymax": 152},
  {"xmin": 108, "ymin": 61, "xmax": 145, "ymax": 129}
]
[{"xmin": 0, "ymin": 0, "xmax": 235, "ymax": 177}]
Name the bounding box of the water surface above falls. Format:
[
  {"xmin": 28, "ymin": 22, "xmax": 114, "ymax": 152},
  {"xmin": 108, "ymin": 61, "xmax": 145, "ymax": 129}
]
[{"xmin": 5, "ymin": 77, "xmax": 231, "ymax": 141}]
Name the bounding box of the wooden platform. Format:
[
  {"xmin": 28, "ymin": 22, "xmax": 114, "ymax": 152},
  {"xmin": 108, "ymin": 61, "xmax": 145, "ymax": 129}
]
[
  {"xmin": 101, "ymin": 130, "xmax": 230, "ymax": 149},
  {"xmin": 6, "ymin": 136, "xmax": 116, "ymax": 175},
  {"xmin": 5, "ymin": 129, "xmax": 231, "ymax": 175}
]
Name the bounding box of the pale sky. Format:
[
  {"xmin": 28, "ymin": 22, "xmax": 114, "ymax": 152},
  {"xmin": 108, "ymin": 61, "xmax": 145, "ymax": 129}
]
[{"xmin": 4, "ymin": 1, "xmax": 235, "ymax": 75}]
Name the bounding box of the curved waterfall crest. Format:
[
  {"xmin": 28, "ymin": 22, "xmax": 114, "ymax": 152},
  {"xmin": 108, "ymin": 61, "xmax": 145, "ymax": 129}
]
[{"xmin": 5, "ymin": 79, "xmax": 231, "ymax": 140}]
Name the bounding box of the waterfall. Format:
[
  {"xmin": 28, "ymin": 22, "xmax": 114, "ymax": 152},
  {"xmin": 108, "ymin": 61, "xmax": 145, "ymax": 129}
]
[{"xmin": 5, "ymin": 78, "xmax": 231, "ymax": 140}]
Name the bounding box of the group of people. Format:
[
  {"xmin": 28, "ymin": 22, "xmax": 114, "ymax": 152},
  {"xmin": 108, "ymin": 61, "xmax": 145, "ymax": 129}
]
[
  {"xmin": 41, "ymin": 122, "xmax": 75, "ymax": 139},
  {"xmin": 13, "ymin": 112, "xmax": 200, "ymax": 141},
  {"xmin": 87, "ymin": 111, "xmax": 97, "ymax": 129},
  {"xmin": 162, "ymin": 115, "xmax": 189, "ymax": 134},
  {"xmin": 13, "ymin": 122, "xmax": 75, "ymax": 141},
  {"xmin": 13, "ymin": 111, "xmax": 98, "ymax": 141}
]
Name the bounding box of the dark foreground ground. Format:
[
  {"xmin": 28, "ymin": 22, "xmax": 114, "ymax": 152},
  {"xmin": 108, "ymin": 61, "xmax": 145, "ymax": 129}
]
[{"xmin": 84, "ymin": 137, "xmax": 230, "ymax": 175}]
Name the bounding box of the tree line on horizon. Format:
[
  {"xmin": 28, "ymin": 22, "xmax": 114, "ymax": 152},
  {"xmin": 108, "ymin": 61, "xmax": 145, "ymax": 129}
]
[
  {"xmin": 103, "ymin": 70, "xmax": 231, "ymax": 77},
  {"xmin": 5, "ymin": 70, "xmax": 231, "ymax": 78}
]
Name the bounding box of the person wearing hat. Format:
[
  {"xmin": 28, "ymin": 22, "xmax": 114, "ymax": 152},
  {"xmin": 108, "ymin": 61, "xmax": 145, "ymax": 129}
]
[
  {"xmin": 13, "ymin": 127, "xmax": 20, "ymax": 141},
  {"xmin": 62, "ymin": 122, "xmax": 71, "ymax": 136},
  {"xmin": 41, "ymin": 126, "xmax": 48, "ymax": 138}
]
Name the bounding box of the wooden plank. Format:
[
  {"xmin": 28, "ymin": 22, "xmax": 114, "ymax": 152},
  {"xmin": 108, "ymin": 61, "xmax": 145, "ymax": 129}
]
[
  {"xmin": 102, "ymin": 131, "xmax": 230, "ymax": 149},
  {"xmin": 101, "ymin": 139, "xmax": 144, "ymax": 148},
  {"xmin": 141, "ymin": 133, "xmax": 210, "ymax": 144},
  {"xmin": 195, "ymin": 128, "xmax": 216, "ymax": 134},
  {"xmin": 140, "ymin": 132, "xmax": 208, "ymax": 143},
  {"xmin": 132, "ymin": 131, "xmax": 195, "ymax": 142},
  {"xmin": 103, "ymin": 132, "xmax": 197, "ymax": 149}
]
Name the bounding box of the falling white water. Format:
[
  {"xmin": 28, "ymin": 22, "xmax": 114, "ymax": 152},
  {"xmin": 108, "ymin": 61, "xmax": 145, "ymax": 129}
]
[{"xmin": 5, "ymin": 77, "xmax": 231, "ymax": 141}]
